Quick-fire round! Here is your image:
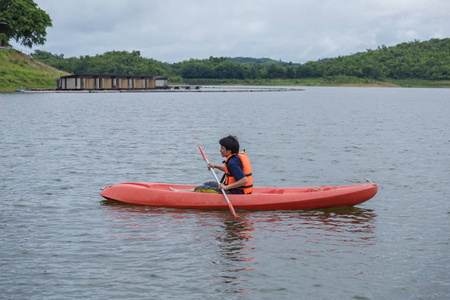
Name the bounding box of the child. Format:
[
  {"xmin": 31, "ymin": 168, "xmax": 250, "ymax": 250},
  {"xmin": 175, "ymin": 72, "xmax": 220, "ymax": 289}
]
[{"xmin": 170, "ymin": 135, "xmax": 253, "ymax": 194}]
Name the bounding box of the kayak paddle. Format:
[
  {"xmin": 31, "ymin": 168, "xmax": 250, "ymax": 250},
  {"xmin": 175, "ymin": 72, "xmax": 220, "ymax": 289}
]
[{"xmin": 196, "ymin": 141, "xmax": 238, "ymax": 218}]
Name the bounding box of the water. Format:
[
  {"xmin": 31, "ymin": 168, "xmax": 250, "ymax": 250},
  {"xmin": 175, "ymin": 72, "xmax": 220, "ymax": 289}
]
[{"xmin": 1, "ymin": 87, "xmax": 449, "ymax": 299}]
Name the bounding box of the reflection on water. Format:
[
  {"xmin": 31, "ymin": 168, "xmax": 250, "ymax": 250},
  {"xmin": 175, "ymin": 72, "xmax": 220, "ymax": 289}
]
[
  {"xmin": 101, "ymin": 201, "xmax": 377, "ymax": 297},
  {"xmin": 213, "ymin": 218, "xmax": 256, "ymax": 296},
  {"xmin": 3, "ymin": 89, "xmax": 447, "ymax": 299},
  {"xmin": 216, "ymin": 220, "xmax": 255, "ymax": 262}
]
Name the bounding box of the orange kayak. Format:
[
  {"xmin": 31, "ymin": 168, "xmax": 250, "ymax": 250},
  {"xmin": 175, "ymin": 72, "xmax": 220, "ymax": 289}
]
[{"xmin": 100, "ymin": 182, "xmax": 378, "ymax": 210}]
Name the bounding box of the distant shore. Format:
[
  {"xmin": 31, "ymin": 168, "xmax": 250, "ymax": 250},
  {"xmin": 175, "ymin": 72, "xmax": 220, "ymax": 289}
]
[
  {"xmin": 4, "ymin": 78, "xmax": 450, "ymax": 93},
  {"xmin": 14, "ymin": 86, "xmax": 306, "ymax": 93},
  {"xmin": 182, "ymin": 78, "xmax": 450, "ymax": 88}
]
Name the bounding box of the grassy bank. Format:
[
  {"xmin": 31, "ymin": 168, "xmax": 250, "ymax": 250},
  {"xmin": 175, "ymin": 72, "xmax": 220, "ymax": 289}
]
[
  {"xmin": 0, "ymin": 49, "xmax": 69, "ymax": 92},
  {"xmin": 183, "ymin": 76, "xmax": 450, "ymax": 88}
]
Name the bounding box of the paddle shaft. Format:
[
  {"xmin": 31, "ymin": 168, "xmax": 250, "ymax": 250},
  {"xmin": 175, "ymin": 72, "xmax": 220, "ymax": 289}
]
[{"xmin": 196, "ymin": 141, "xmax": 238, "ymax": 218}]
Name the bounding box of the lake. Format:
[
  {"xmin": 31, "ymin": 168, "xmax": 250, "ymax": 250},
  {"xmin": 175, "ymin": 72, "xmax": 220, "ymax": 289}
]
[{"xmin": 1, "ymin": 87, "xmax": 449, "ymax": 299}]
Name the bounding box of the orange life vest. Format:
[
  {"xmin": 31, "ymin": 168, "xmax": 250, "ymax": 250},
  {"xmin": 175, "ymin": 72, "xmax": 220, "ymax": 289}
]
[{"xmin": 223, "ymin": 152, "xmax": 253, "ymax": 194}]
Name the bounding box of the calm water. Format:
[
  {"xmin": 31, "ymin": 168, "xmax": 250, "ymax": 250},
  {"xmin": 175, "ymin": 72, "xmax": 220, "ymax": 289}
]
[{"xmin": 1, "ymin": 87, "xmax": 449, "ymax": 299}]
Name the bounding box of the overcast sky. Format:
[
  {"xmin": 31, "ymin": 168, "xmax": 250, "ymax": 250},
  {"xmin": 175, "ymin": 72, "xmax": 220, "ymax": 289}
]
[{"xmin": 13, "ymin": 0, "xmax": 450, "ymax": 63}]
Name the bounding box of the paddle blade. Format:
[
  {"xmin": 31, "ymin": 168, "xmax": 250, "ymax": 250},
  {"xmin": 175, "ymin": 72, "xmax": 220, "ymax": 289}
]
[
  {"xmin": 196, "ymin": 140, "xmax": 207, "ymax": 161},
  {"xmin": 227, "ymin": 201, "xmax": 238, "ymax": 218}
]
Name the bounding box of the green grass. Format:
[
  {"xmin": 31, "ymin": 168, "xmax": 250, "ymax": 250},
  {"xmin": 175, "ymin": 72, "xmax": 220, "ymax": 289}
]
[
  {"xmin": 0, "ymin": 49, "xmax": 69, "ymax": 92},
  {"xmin": 183, "ymin": 76, "xmax": 450, "ymax": 88},
  {"xmin": 383, "ymin": 78, "xmax": 450, "ymax": 88}
]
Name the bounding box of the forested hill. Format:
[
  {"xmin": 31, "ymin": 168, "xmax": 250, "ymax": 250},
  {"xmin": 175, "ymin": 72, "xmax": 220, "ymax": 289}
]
[
  {"xmin": 226, "ymin": 57, "xmax": 300, "ymax": 67},
  {"xmin": 33, "ymin": 38, "xmax": 450, "ymax": 81},
  {"xmin": 298, "ymin": 38, "xmax": 450, "ymax": 80}
]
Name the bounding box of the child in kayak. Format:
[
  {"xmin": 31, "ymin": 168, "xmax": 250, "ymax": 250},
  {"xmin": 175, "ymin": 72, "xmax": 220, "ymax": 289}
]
[{"xmin": 170, "ymin": 135, "xmax": 253, "ymax": 194}]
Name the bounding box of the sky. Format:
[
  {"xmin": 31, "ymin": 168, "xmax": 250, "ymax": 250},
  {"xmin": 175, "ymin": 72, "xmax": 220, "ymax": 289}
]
[{"xmin": 13, "ymin": 0, "xmax": 450, "ymax": 64}]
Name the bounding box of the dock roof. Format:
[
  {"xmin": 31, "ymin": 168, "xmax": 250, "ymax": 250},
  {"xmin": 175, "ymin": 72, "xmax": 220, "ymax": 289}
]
[{"xmin": 59, "ymin": 73, "xmax": 167, "ymax": 79}]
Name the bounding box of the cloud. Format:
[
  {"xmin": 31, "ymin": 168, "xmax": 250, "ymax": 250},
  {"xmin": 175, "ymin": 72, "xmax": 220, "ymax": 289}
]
[{"xmin": 13, "ymin": 0, "xmax": 450, "ymax": 63}]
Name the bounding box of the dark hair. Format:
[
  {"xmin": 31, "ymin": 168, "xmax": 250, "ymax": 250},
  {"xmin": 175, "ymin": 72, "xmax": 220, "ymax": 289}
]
[{"xmin": 219, "ymin": 135, "xmax": 240, "ymax": 154}]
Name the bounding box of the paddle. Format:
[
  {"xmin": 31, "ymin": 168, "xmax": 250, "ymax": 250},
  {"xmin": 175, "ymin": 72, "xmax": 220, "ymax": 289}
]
[{"xmin": 196, "ymin": 141, "xmax": 238, "ymax": 218}]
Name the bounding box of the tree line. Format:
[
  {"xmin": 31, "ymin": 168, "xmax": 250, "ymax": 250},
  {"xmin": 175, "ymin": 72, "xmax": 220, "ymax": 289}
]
[
  {"xmin": 32, "ymin": 50, "xmax": 169, "ymax": 78},
  {"xmin": 33, "ymin": 38, "xmax": 450, "ymax": 81}
]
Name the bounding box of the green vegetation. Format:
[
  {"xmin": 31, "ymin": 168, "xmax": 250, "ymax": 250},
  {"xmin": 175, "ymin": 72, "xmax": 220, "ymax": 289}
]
[
  {"xmin": 298, "ymin": 39, "xmax": 450, "ymax": 80},
  {"xmin": 32, "ymin": 38, "xmax": 450, "ymax": 88},
  {"xmin": 171, "ymin": 39, "xmax": 450, "ymax": 81},
  {"xmin": 227, "ymin": 57, "xmax": 300, "ymax": 67},
  {"xmin": 0, "ymin": 0, "xmax": 52, "ymax": 48},
  {"xmin": 2, "ymin": 38, "xmax": 449, "ymax": 92},
  {"xmin": 33, "ymin": 50, "xmax": 168, "ymax": 76},
  {"xmin": 0, "ymin": 49, "xmax": 68, "ymax": 91},
  {"xmin": 183, "ymin": 77, "xmax": 450, "ymax": 88},
  {"xmin": 32, "ymin": 50, "xmax": 183, "ymax": 84}
]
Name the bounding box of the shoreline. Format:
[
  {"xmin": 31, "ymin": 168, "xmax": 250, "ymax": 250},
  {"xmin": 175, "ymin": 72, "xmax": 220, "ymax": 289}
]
[{"xmin": 13, "ymin": 86, "xmax": 306, "ymax": 93}]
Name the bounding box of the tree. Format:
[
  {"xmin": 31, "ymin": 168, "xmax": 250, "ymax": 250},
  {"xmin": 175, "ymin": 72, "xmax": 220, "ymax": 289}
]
[
  {"xmin": 0, "ymin": 0, "xmax": 52, "ymax": 48},
  {"xmin": 267, "ymin": 64, "xmax": 285, "ymax": 79}
]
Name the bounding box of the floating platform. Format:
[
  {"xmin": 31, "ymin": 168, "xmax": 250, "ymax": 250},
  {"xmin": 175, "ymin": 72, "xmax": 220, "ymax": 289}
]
[{"xmin": 18, "ymin": 86, "xmax": 305, "ymax": 93}]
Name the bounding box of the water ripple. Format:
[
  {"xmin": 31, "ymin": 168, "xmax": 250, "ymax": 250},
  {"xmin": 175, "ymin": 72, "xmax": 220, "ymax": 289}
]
[{"xmin": 1, "ymin": 88, "xmax": 449, "ymax": 299}]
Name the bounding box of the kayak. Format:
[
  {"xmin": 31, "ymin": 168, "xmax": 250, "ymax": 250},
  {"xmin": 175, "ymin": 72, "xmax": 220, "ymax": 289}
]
[{"xmin": 100, "ymin": 182, "xmax": 378, "ymax": 210}]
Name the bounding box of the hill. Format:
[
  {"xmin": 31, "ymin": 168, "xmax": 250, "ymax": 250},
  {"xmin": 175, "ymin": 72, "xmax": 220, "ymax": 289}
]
[
  {"xmin": 170, "ymin": 38, "xmax": 450, "ymax": 82},
  {"xmin": 0, "ymin": 49, "xmax": 68, "ymax": 92},
  {"xmin": 226, "ymin": 57, "xmax": 300, "ymax": 67},
  {"xmin": 296, "ymin": 38, "xmax": 450, "ymax": 80}
]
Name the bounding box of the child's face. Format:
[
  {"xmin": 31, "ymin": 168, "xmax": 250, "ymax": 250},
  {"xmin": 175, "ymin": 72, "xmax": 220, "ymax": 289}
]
[{"xmin": 220, "ymin": 146, "xmax": 231, "ymax": 157}]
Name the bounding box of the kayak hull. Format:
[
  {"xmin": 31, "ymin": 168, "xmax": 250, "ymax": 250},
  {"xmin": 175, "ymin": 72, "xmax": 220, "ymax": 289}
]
[{"xmin": 100, "ymin": 182, "xmax": 378, "ymax": 210}]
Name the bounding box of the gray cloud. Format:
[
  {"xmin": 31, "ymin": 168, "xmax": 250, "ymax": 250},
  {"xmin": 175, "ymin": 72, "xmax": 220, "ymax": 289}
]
[{"xmin": 14, "ymin": 0, "xmax": 450, "ymax": 63}]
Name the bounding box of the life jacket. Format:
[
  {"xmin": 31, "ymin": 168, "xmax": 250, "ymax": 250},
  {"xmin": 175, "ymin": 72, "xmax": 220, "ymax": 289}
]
[{"xmin": 223, "ymin": 152, "xmax": 253, "ymax": 194}]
